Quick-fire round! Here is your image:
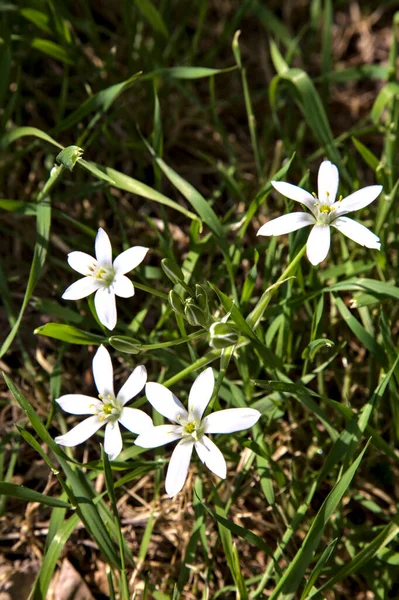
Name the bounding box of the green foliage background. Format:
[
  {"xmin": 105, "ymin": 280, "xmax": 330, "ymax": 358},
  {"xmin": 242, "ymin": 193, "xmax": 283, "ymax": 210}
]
[{"xmin": 1, "ymin": 1, "xmax": 399, "ymax": 599}]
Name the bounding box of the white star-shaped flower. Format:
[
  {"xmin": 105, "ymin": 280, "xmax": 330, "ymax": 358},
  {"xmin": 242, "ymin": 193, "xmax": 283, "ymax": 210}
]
[
  {"xmin": 55, "ymin": 345, "xmax": 152, "ymax": 460},
  {"xmin": 135, "ymin": 368, "xmax": 261, "ymax": 497},
  {"xmin": 257, "ymin": 160, "xmax": 383, "ymax": 266},
  {"xmin": 62, "ymin": 227, "xmax": 148, "ymax": 330}
]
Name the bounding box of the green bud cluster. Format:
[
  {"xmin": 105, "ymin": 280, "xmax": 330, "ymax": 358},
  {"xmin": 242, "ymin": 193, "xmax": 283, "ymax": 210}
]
[
  {"xmin": 209, "ymin": 322, "xmax": 239, "ymax": 349},
  {"xmin": 163, "ymin": 259, "xmax": 213, "ymax": 328}
]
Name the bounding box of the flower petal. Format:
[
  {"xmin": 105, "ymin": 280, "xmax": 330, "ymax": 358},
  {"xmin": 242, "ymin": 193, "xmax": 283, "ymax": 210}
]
[
  {"xmin": 95, "ymin": 228, "xmax": 113, "ymax": 265},
  {"xmin": 165, "ymin": 439, "xmax": 194, "ymax": 497},
  {"xmin": 113, "ymin": 247, "xmax": 149, "ymax": 274},
  {"xmin": 119, "ymin": 407, "xmax": 153, "ymax": 434},
  {"xmin": 271, "ymin": 181, "xmax": 315, "ymax": 210},
  {"xmin": 67, "ymin": 251, "xmax": 97, "ymax": 276},
  {"xmin": 135, "ymin": 424, "xmax": 182, "ymax": 448},
  {"xmin": 104, "ymin": 421, "xmax": 122, "ymax": 460},
  {"xmin": 331, "ymin": 217, "xmax": 381, "ymax": 250},
  {"xmin": 188, "ymin": 368, "xmax": 214, "ymax": 420},
  {"xmin": 306, "ymin": 225, "xmax": 331, "ymax": 265},
  {"xmin": 203, "ymin": 408, "xmax": 261, "ymax": 434},
  {"xmin": 56, "ymin": 394, "xmax": 102, "ymax": 415},
  {"xmin": 62, "ymin": 277, "xmax": 101, "ymax": 300},
  {"xmin": 112, "ymin": 275, "xmax": 134, "ymax": 298},
  {"xmin": 257, "ymin": 212, "xmax": 315, "ymax": 237},
  {"xmin": 334, "ymin": 185, "xmax": 383, "ymax": 216},
  {"xmin": 92, "ymin": 345, "xmax": 114, "ymax": 398},
  {"xmin": 117, "ymin": 365, "xmax": 147, "ymax": 405},
  {"xmin": 95, "ymin": 287, "xmax": 117, "ymax": 330},
  {"xmin": 195, "ymin": 435, "xmax": 226, "ymax": 479},
  {"xmin": 318, "ymin": 160, "xmax": 339, "ymax": 205},
  {"xmin": 145, "ymin": 382, "xmax": 188, "ymax": 422},
  {"xmin": 55, "ymin": 415, "xmax": 103, "ymax": 447}
]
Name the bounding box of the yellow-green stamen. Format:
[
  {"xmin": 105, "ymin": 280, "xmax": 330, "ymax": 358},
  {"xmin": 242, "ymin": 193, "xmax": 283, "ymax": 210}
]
[{"xmin": 184, "ymin": 422, "xmax": 196, "ymax": 434}]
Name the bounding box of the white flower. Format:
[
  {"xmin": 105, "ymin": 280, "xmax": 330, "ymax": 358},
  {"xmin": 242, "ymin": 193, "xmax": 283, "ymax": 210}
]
[
  {"xmin": 135, "ymin": 368, "xmax": 261, "ymax": 497},
  {"xmin": 62, "ymin": 228, "xmax": 148, "ymax": 330},
  {"xmin": 257, "ymin": 160, "xmax": 383, "ymax": 266},
  {"xmin": 55, "ymin": 345, "xmax": 152, "ymax": 460}
]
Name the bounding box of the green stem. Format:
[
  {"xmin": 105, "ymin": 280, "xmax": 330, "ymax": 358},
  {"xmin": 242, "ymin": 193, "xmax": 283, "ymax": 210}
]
[
  {"xmin": 246, "ymin": 244, "xmax": 307, "ymax": 329},
  {"xmin": 131, "ymin": 280, "xmax": 168, "ymax": 300},
  {"xmin": 163, "ymin": 338, "xmax": 250, "ymax": 388},
  {"xmin": 142, "ymin": 330, "xmax": 205, "ymax": 350}
]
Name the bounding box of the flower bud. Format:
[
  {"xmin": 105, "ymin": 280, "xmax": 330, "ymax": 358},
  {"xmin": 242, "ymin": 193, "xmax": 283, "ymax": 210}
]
[
  {"xmin": 184, "ymin": 299, "xmax": 209, "ymax": 328},
  {"xmin": 195, "ymin": 284, "xmax": 209, "ymax": 312},
  {"xmin": 161, "ymin": 258, "xmax": 185, "ymax": 285},
  {"xmin": 56, "ymin": 146, "xmax": 84, "ymax": 171},
  {"xmin": 108, "ymin": 336, "xmax": 141, "ymax": 354},
  {"xmin": 169, "ymin": 290, "xmax": 185, "ymax": 316},
  {"xmin": 209, "ymin": 322, "xmax": 239, "ymax": 349}
]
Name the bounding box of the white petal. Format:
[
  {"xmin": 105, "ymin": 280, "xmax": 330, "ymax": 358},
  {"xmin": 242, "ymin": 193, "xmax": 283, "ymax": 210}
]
[
  {"xmin": 104, "ymin": 421, "xmax": 122, "ymax": 460},
  {"xmin": 92, "ymin": 345, "xmax": 114, "ymax": 398},
  {"xmin": 135, "ymin": 424, "xmax": 182, "ymax": 448},
  {"xmin": 145, "ymin": 382, "xmax": 188, "ymax": 422},
  {"xmin": 62, "ymin": 277, "xmax": 101, "ymax": 300},
  {"xmin": 117, "ymin": 365, "xmax": 147, "ymax": 405},
  {"xmin": 95, "ymin": 287, "xmax": 117, "ymax": 330},
  {"xmin": 334, "ymin": 185, "xmax": 383, "ymax": 216},
  {"xmin": 203, "ymin": 408, "xmax": 261, "ymax": 434},
  {"xmin": 257, "ymin": 212, "xmax": 315, "ymax": 237},
  {"xmin": 331, "ymin": 217, "xmax": 381, "ymax": 250},
  {"xmin": 195, "ymin": 435, "xmax": 226, "ymax": 479},
  {"xmin": 113, "ymin": 246, "xmax": 149, "ymax": 274},
  {"xmin": 56, "ymin": 394, "xmax": 102, "ymax": 415},
  {"xmin": 95, "ymin": 228, "xmax": 113, "ymax": 265},
  {"xmin": 188, "ymin": 368, "xmax": 214, "ymax": 420},
  {"xmin": 118, "ymin": 407, "xmax": 153, "ymax": 434},
  {"xmin": 271, "ymin": 181, "xmax": 315, "ymax": 210},
  {"xmin": 112, "ymin": 275, "xmax": 134, "ymax": 298},
  {"xmin": 165, "ymin": 439, "xmax": 194, "ymax": 497},
  {"xmin": 306, "ymin": 225, "xmax": 331, "ymax": 265},
  {"xmin": 318, "ymin": 160, "xmax": 339, "ymax": 205},
  {"xmin": 67, "ymin": 252, "xmax": 97, "ymax": 276},
  {"xmin": 55, "ymin": 415, "xmax": 103, "ymax": 447}
]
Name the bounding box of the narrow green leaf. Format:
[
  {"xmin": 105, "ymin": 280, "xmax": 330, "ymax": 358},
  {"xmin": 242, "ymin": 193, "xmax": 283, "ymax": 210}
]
[
  {"xmin": 54, "ymin": 72, "xmax": 142, "ymax": 133},
  {"xmin": 29, "ymin": 513, "xmax": 80, "ymax": 599},
  {"xmin": 371, "ymin": 81, "xmax": 399, "ymax": 124},
  {"xmin": 142, "ymin": 65, "xmax": 237, "ymax": 80},
  {"xmin": 268, "ymin": 442, "xmax": 370, "ymax": 600},
  {"xmin": 20, "ymin": 7, "xmax": 51, "ymax": 33},
  {"xmin": 96, "ymin": 164, "xmax": 201, "ymax": 223},
  {"xmin": 334, "ymin": 296, "xmax": 387, "ymax": 367},
  {"xmin": 0, "ymin": 482, "xmax": 70, "ymax": 509},
  {"xmin": 0, "ymin": 126, "xmax": 63, "ymax": 151},
  {"xmin": 34, "ymin": 323, "xmax": 107, "ymax": 345},
  {"xmin": 4, "ymin": 374, "xmax": 121, "ymax": 570},
  {"xmin": 134, "ymin": 0, "xmax": 168, "ymax": 38},
  {"xmin": 308, "ymin": 516, "xmax": 399, "ymax": 598},
  {"xmin": 31, "ymin": 38, "xmax": 73, "ymax": 65},
  {"xmin": 0, "ymin": 197, "xmax": 52, "ymax": 357},
  {"xmin": 199, "ymin": 496, "xmax": 273, "ymax": 556},
  {"xmin": 352, "ymin": 137, "xmax": 380, "ymax": 171}
]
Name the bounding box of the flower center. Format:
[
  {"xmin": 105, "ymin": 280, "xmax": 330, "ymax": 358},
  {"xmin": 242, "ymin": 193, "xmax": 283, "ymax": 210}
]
[
  {"xmin": 319, "ymin": 204, "xmax": 332, "ymax": 214},
  {"xmin": 184, "ymin": 422, "xmax": 196, "ymax": 434},
  {"xmin": 92, "ymin": 395, "xmax": 121, "ymax": 422},
  {"xmin": 182, "ymin": 420, "xmax": 203, "ymax": 441},
  {"xmin": 87, "ymin": 263, "xmax": 115, "ymax": 287}
]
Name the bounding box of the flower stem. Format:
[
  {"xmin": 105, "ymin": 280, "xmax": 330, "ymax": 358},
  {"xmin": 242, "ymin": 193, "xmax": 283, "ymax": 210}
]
[{"xmin": 246, "ymin": 243, "xmax": 307, "ymax": 329}]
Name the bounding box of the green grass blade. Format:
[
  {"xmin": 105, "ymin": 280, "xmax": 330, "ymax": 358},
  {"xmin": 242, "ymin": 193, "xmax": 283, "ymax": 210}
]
[
  {"xmin": 0, "ymin": 482, "xmax": 70, "ymax": 509},
  {"xmin": 34, "ymin": 323, "xmax": 107, "ymax": 345},
  {"xmin": 3, "ymin": 374, "xmax": 121, "ymax": 570},
  {"xmin": 268, "ymin": 441, "xmax": 370, "ymax": 600},
  {"xmin": 0, "ymin": 193, "xmax": 52, "ymax": 357}
]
